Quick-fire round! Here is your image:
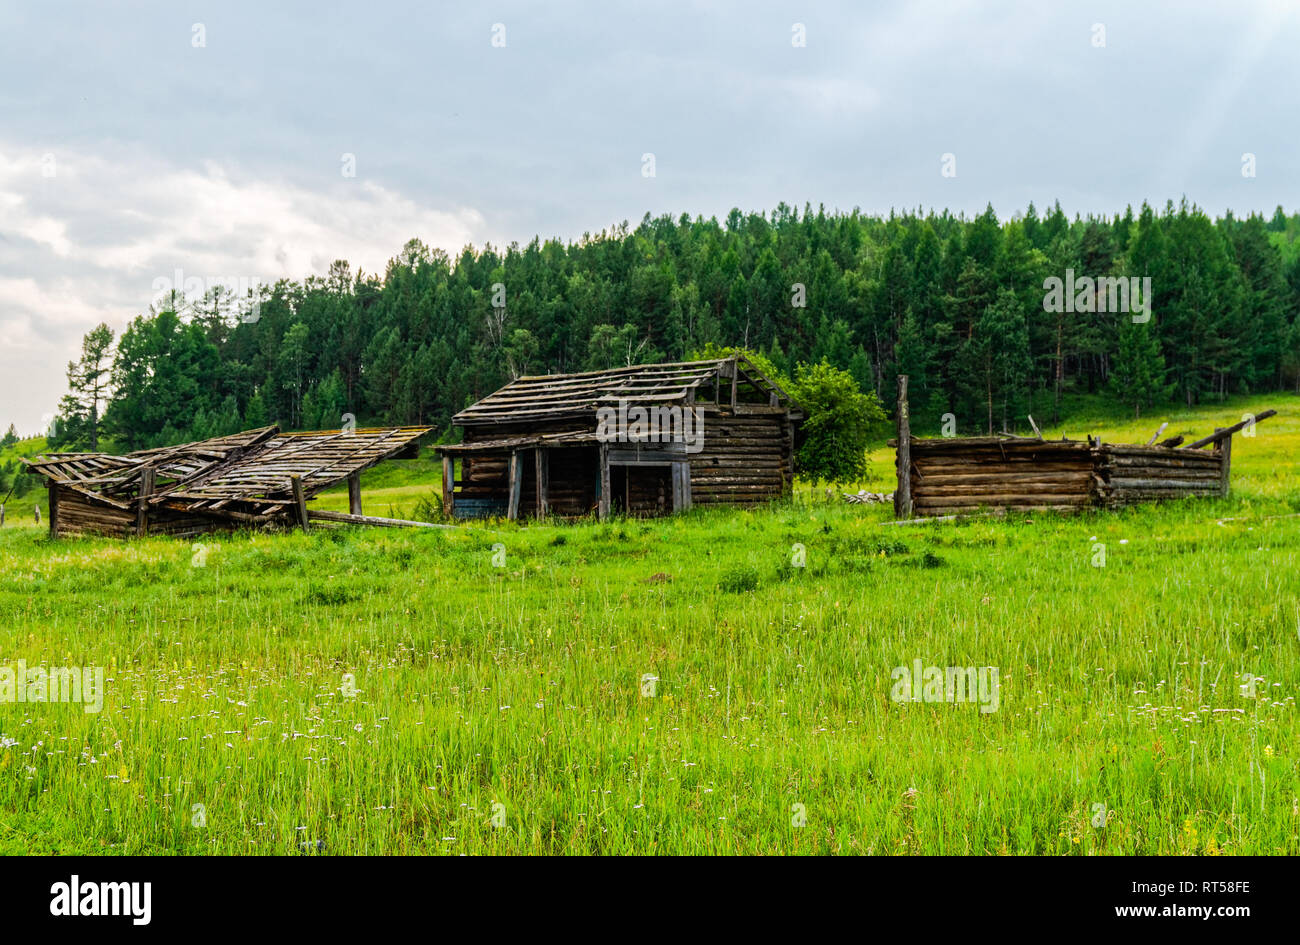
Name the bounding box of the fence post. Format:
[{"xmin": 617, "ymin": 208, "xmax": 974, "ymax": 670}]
[
  {"xmin": 137, "ymin": 466, "xmax": 155, "ymax": 537},
  {"xmin": 1218, "ymin": 429, "xmax": 1231, "ymax": 498},
  {"xmin": 441, "ymin": 454, "xmax": 455, "ymax": 519},
  {"xmin": 291, "ymin": 475, "xmax": 310, "ymax": 531},
  {"xmin": 348, "ymin": 471, "xmax": 363, "ymax": 516},
  {"xmin": 894, "ymin": 375, "xmax": 912, "ymax": 520}
]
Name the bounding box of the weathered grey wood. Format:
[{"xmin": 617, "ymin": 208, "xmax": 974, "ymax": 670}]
[
  {"xmin": 307, "ymin": 509, "xmax": 458, "ymax": 529},
  {"xmin": 535, "ymin": 447, "xmax": 548, "ymax": 518},
  {"xmin": 506, "ymin": 451, "xmax": 522, "ymax": 521},
  {"xmin": 597, "ymin": 444, "xmax": 610, "ymax": 521},
  {"xmin": 606, "ymin": 443, "xmax": 689, "ymax": 463},
  {"xmin": 1103, "ymin": 453, "xmax": 1220, "ymax": 467},
  {"xmin": 441, "ymin": 454, "xmax": 455, "ymax": 518},
  {"xmin": 348, "ymin": 471, "xmax": 363, "ymax": 515},
  {"xmin": 672, "ymin": 460, "xmax": 692, "ymax": 511},
  {"xmin": 1107, "ymin": 477, "xmax": 1222, "ymax": 490},
  {"xmin": 1184, "ymin": 410, "xmax": 1276, "ymax": 450},
  {"xmin": 894, "ymin": 375, "xmax": 912, "ymax": 519},
  {"xmin": 1219, "ymin": 430, "xmax": 1231, "ymax": 498},
  {"xmin": 1027, "ymin": 415, "xmax": 1043, "ymax": 440},
  {"xmin": 914, "ymin": 492, "xmax": 1092, "ymax": 508},
  {"xmin": 918, "ymin": 471, "xmax": 1093, "ymax": 487},
  {"xmin": 136, "ymin": 466, "xmax": 156, "ymax": 537},
  {"xmin": 1145, "ymin": 422, "xmax": 1168, "ymax": 446},
  {"xmin": 290, "ymin": 474, "xmax": 309, "ymax": 532}
]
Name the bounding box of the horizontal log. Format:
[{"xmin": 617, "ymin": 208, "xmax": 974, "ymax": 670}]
[
  {"xmin": 914, "ymin": 471, "xmax": 1092, "ymax": 486},
  {"xmin": 1106, "ymin": 478, "xmax": 1222, "ymax": 491},
  {"xmin": 690, "ymin": 470, "xmax": 785, "ymax": 482},
  {"xmin": 915, "ymin": 482, "xmax": 1091, "ymax": 497},
  {"xmin": 1106, "ymin": 489, "xmax": 1218, "ymax": 503},
  {"xmin": 307, "ymin": 510, "xmax": 457, "ymax": 528},
  {"xmin": 913, "ymin": 455, "xmax": 1094, "ymax": 468},
  {"xmin": 690, "ymin": 489, "xmax": 783, "ymax": 498},
  {"xmin": 914, "ymin": 504, "xmax": 1085, "ymax": 515},
  {"xmin": 1100, "ymin": 468, "xmax": 1221, "ymax": 481},
  {"xmin": 914, "ymin": 492, "xmax": 1092, "ymax": 508},
  {"xmin": 1103, "ymin": 454, "xmax": 1221, "ymax": 468},
  {"xmin": 895, "ymin": 435, "xmax": 1088, "ymax": 448}
]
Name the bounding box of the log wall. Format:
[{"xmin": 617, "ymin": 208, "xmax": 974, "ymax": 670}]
[
  {"xmin": 49, "ymin": 486, "xmax": 236, "ymax": 539},
  {"xmin": 1095, "ymin": 444, "xmax": 1225, "ymax": 505},
  {"xmin": 689, "ymin": 407, "xmax": 792, "ymax": 506},
  {"xmin": 901, "ymin": 437, "xmax": 1226, "ymax": 515}
]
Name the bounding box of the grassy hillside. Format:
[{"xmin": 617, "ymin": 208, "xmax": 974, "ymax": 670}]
[
  {"xmin": 0, "ymin": 394, "xmax": 1295, "ymax": 854},
  {"xmin": 0, "ymin": 436, "xmax": 49, "ymax": 522}
]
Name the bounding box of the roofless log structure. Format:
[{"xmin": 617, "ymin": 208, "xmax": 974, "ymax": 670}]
[
  {"xmin": 889, "ymin": 375, "xmax": 1275, "ymax": 518},
  {"xmin": 23, "ymin": 425, "xmax": 433, "ymax": 538},
  {"xmin": 438, "ymin": 357, "xmax": 803, "ymax": 520}
]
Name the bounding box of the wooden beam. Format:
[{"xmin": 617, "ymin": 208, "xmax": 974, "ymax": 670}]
[
  {"xmin": 1219, "ymin": 429, "xmax": 1232, "ymax": 498},
  {"xmin": 597, "ymin": 444, "xmax": 610, "ymax": 521},
  {"xmin": 442, "ymin": 454, "xmax": 455, "ymax": 518},
  {"xmin": 1145, "ymin": 422, "xmax": 1168, "ymax": 446},
  {"xmin": 506, "ymin": 451, "xmax": 522, "ymax": 520},
  {"xmin": 347, "ymin": 471, "xmax": 363, "ymax": 515},
  {"xmin": 136, "ymin": 466, "xmax": 155, "ymax": 537},
  {"xmin": 672, "ymin": 460, "xmax": 691, "ymax": 512},
  {"xmin": 290, "ymin": 474, "xmax": 309, "ymax": 532},
  {"xmin": 1026, "ymin": 415, "xmax": 1043, "ymax": 440},
  {"xmin": 307, "ymin": 509, "xmax": 458, "ymax": 528},
  {"xmin": 535, "ymin": 447, "xmax": 548, "ymax": 518},
  {"xmin": 1184, "ymin": 409, "xmax": 1277, "ymax": 450},
  {"xmin": 894, "ymin": 375, "xmax": 912, "ymax": 520}
]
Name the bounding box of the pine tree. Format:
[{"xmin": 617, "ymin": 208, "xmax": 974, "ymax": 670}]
[
  {"xmin": 56, "ymin": 322, "xmax": 115, "ymax": 449},
  {"xmin": 1110, "ymin": 320, "xmax": 1169, "ymax": 418}
]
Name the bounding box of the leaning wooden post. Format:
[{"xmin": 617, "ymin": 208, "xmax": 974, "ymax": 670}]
[
  {"xmin": 894, "ymin": 375, "xmax": 912, "ymax": 520},
  {"xmin": 136, "ymin": 466, "xmax": 156, "ymax": 537},
  {"xmin": 347, "ymin": 471, "xmax": 363, "ymax": 516},
  {"xmin": 290, "ymin": 474, "xmax": 310, "ymax": 532},
  {"xmin": 506, "ymin": 451, "xmax": 522, "ymax": 521},
  {"xmin": 1218, "ymin": 428, "xmax": 1231, "ymax": 498},
  {"xmin": 441, "ymin": 454, "xmax": 455, "ymax": 519},
  {"xmin": 597, "ymin": 444, "xmax": 610, "ymax": 521},
  {"xmin": 535, "ymin": 448, "xmax": 548, "ymax": 519}
]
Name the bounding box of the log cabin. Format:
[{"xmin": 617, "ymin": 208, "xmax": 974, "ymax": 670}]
[{"xmin": 438, "ymin": 356, "xmax": 803, "ymax": 520}]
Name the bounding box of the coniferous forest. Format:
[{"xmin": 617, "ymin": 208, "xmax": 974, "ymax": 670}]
[{"xmin": 47, "ymin": 199, "xmax": 1300, "ymax": 453}]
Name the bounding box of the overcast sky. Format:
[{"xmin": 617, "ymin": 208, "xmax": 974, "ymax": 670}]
[{"xmin": 2, "ymin": 0, "xmax": 1297, "ymax": 434}]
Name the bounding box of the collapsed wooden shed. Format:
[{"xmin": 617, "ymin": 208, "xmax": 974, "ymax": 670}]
[
  {"xmin": 438, "ymin": 357, "xmax": 803, "ymax": 520},
  {"xmin": 23, "ymin": 425, "xmax": 432, "ymax": 538},
  {"xmin": 890, "ymin": 376, "xmax": 1275, "ymax": 518}
]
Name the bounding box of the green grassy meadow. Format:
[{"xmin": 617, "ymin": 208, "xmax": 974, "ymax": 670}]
[{"xmin": 1, "ymin": 394, "xmax": 1297, "ymax": 854}]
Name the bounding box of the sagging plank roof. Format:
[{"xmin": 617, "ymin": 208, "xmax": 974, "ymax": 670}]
[
  {"xmin": 23, "ymin": 425, "xmax": 432, "ymax": 520},
  {"xmin": 452, "ymin": 356, "xmax": 801, "ymax": 425},
  {"xmin": 436, "ymin": 431, "xmax": 600, "ymax": 454}
]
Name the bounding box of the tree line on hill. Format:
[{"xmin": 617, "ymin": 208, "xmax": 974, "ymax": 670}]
[{"xmin": 44, "ymin": 199, "xmax": 1300, "ymax": 461}]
